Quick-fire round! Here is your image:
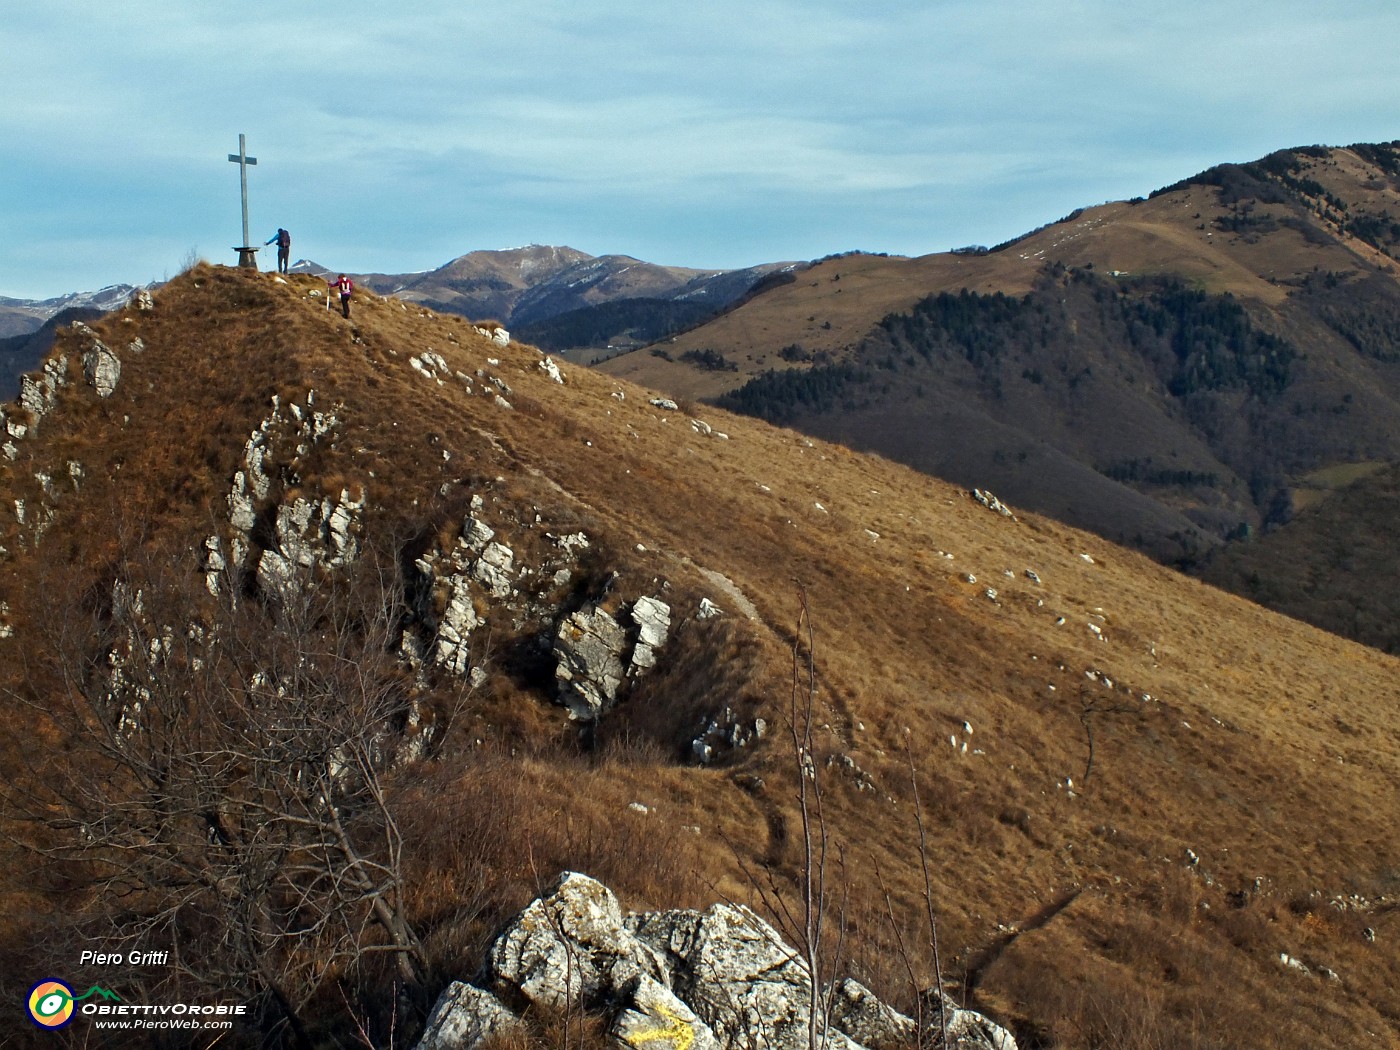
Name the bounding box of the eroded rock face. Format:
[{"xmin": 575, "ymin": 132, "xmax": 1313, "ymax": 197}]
[
  {"xmin": 402, "ymin": 506, "xmax": 611, "ymax": 690},
  {"xmin": 255, "ymin": 489, "xmax": 364, "ymax": 599},
  {"xmin": 82, "ymin": 340, "xmax": 121, "ymax": 398},
  {"xmin": 554, "ymin": 606, "xmax": 628, "ymax": 720},
  {"xmin": 626, "ymin": 901, "xmax": 872, "ymax": 1050},
  {"xmin": 552, "ymin": 596, "xmax": 673, "ymax": 720},
  {"xmin": 20, "ymin": 354, "xmax": 68, "ymax": 427},
  {"xmin": 416, "ymin": 872, "xmax": 1019, "ymax": 1050},
  {"xmin": 629, "ymin": 596, "xmax": 671, "ymax": 674},
  {"xmin": 221, "ymin": 392, "xmax": 361, "ymax": 596},
  {"xmin": 827, "ymin": 979, "xmax": 916, "ymax": 1050},
  {"xmin": 613, "ymin": 974, "xmax": 722, "ymax": 1050},
  {"xmin": 919, "ymin": 988, "xmax": 1019, "ymax": 1050},
  {"xmin": 434, "ymin": 575, "xmax": 479, "ymax": 676}
]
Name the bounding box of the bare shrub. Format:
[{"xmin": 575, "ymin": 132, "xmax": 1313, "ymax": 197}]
[{"xmin": 4, "ymin": 543, "xmax": 425, "ymax": 1046}]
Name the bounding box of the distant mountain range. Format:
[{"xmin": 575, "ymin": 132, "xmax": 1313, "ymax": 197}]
[
  {"xmin": 0, "ymin": 285, "xmax": 139, "ymax": 339},
  {"xmin": 599, "ymin": 139, "xmax": 1400, "ymax": 651},
  {"xmin": 293, "ymin": 245, "xmax": 796, "ymax": 351},
  {"xmin": 0, "ymin": 248, "xmax": 793, "ymax": 399}
]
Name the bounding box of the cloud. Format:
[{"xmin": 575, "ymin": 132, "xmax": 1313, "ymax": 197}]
[{"xmin": 2, "ymin": 1, "xmax": 1398, "ymax": 295}]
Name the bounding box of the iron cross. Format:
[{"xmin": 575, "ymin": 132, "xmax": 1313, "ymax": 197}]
[{"xmin": 228, "ymin": 133, "xmax": 258, "ymax": 264}]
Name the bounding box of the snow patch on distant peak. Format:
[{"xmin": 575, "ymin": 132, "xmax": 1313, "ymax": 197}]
[{"xmin": 2, "ymin": 284, "xmax": 144, "ymax": 322}]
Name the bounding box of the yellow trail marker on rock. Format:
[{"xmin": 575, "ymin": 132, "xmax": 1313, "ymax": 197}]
[{"xmin": 622, "ymin": 1004, "xmax": 696, "ymax": 1050}]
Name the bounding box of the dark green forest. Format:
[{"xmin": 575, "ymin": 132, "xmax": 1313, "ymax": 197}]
[
  {"xmin": 717, "ymin": 271, "xmax": 1298, "ymax": 426},
  {"xmin": 514, "ymin": 298, "xmax": 717, "ymax": 353}
]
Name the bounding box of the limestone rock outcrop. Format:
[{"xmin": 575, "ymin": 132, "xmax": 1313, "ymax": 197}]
[
  {"xmin": 416, "ymin": 982, "xmax": 520, "ymax": 1050},
  {"xmin": 553, "ymin": 595, "xmax": 673, "ymax": 720},
  {"xmin": 255, "ymin": 488, "xmax": 364, "ymax": 598},
  {"xmin": 691, "ymin": 705, "xmax": 767, "ymax": 765},
  {"xmin": 473, "ymin": 324, "xmax": 510, "ymax": 348},
  {"xmin": 554, "ymin": 606, "xmax": 628, "ymax": 720},
  {"xmin": 20, "ymin": 353, "xmax": 69, "ymax": 429},
  {"xmin": 81, "ymin": 337, "xmax": 121, "ymax": 398},
  {"xmin": 538, "ymin": 356, "xmax": 565, "ymax": 384},
  {"xmin": 415, "ymin": 871, "xmax": 1017, "ymax": 1050},
  {"xmin": 485, "ymin": 872, "xmax": 668, "ymax": 1010},
  {"xmin": 972, "ymin": 488, "xmax": 1015, "ymax": 520},
  {"xmin": 224, "ymin": 391, "xmax": 349, "ymax": 578},
  {"xmin": 628, "ymin": 595, "xmax": 671, "ymax": 674}
]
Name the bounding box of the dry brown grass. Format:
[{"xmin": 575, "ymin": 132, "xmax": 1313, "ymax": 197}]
[{"xmin": 2, "ymin": 264, "xmax": 1399, "ymax": 1047}]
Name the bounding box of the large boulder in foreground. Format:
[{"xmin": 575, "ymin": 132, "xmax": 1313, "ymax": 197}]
[
  {"xmin": 414, "ymin": 871, "xmax": 1018, "ymax": 1050},
  {"xmin": 484, "ymin": 871, "xmax": 667, "ymax": 1010}
]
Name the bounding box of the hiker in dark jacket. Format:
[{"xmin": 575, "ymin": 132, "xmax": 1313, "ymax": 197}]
[{"xmin": 265, "ymin": 228, "xmax": 291, "ymax": 273}]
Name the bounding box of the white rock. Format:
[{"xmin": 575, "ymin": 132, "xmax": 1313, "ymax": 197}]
[
  {"xmin": 486, "ymin": 872, "xmax": 665, "ymax": 1009},
  {"xmin": 415, "ymin": 982, "xmax": 521, "ymax": 1050},
  {"xmin": 555, "ymin": 607, "xmax": 628, "ymax": 720},
  {"xmin": 612, "ymin": 975, "xmax": 722, "ymax": 1050},
  {"xmin": 632, "ymin": 596, "xmax": 672, "ymax": 649}
]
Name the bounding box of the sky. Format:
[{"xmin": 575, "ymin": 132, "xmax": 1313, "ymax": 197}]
[{"xmin": 3, "ymin": 1, "xmax": 1400, "ymax": 300}]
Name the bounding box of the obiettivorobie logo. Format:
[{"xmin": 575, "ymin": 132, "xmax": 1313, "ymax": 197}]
[
  {"xmin": 26, "ymin": 976, "xmax": 248, "ymax": 1033},
  {"xmin": 27, "ymin": 980, "xmax": 121, "ymax": 1029}
]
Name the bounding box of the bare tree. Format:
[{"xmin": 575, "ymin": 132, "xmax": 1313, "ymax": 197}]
[
  {"xmin": 4, "ymin": 543, "xmax": 426, "ymax": 1046},
  {"xmin": 787, "ymin": 590, "xmax": 841, "ymax": 1050},
  {"xmin": 731, "ymin": 589, "xmax": 848, "ymax": 1050},
  {"xmin": 1077, "ymin": 688, "xmax": 1137, "ymax": 787}
]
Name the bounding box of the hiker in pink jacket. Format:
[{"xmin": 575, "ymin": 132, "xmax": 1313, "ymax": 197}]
[{"xmin": 333, "ymin": 274, "xmax": 353, "ymax": 318}]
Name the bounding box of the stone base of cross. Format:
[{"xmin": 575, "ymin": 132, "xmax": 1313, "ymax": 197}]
[{"xmin": 234, "ymin": 247, "xmax": 260, "ymax": 269}]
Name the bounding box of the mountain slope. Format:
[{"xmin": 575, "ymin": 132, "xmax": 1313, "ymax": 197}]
[
  {"xmin": 1, "ymin": 266, "xmax": 1399, "ymax": 1048},
  {"xmin": 1202, "ymin": 460, "xmax": 1400, "ymax": 653},
  {"xmin": 599, "ymin": 141, "xmax": 1400, "ymax": 570}
]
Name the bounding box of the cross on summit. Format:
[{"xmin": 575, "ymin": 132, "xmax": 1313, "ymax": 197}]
[{"xmin": 228, "ymin": 133, "xmax": 259, "ymax": 268}]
